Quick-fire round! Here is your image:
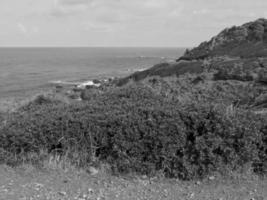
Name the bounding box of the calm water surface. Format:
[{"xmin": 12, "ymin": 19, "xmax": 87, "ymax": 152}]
[{"xmin": 0, "ymin": 47, "xmax": 185, "ymax": 98}]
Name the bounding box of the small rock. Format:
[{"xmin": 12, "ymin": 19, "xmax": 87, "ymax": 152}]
[
  {"xmin": 163, "ymin": 189, "xmax": 168, "ymax": 197},
  {"xmin": 141, "ymin": 175, "xmax": 148, "ymax": 179},
  {"xmin": 209, "ymin": 176, "xmax": 215, "ymax": 180},
  {"xmin": 88, "ymin": 166, "xmax": 99, "ymax": 175},
  {"xmin": 88, "ymin": 188, "xmax": 94, "ymax": 193},
  {"xmin": 58, "ymin": 191, "xmax": 67, "ymax": 196},
  {"xmin": 189, "ymin": 193, "xmax": 195, "ymax": 198},
  {"xmin": 34, "ymin": 183, "xmax": 44, "ymax": 190},
  {"xmin": 1, "ymin": 188, "xmax": 8, "ymax": 193},
  {"xmin": 196, "ymin": 181, "xmax": 201, "ymax": 185},
  {"xmin": 251, "ymin": 196, "xmax": 264, "ymax": 200}
]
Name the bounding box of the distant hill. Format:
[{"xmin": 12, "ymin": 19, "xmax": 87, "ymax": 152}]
[
  {"xmin": 179, "ymin": 18, "xmax": 267, "ymax": 61},
  {"xmin": 117, "ymin": 18, "xmax": 267, "ymax": 85},
  {"xmin": 117, "ymin": 61, "xmax": 203, "ymax": 86}
]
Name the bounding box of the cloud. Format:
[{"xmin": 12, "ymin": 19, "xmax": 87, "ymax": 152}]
[
  {"xmin": 51, "ymin": 0, "xmax": 90, "ymax": 16},
  {"xmin": 17, "ymin": 23, "xmax": 40, "ymax": 36},
  {"xmin": 59, "ymin": 0, "xmax": 91, "ymax": 5},
  {"xmin": 50, "ymin": 0, "xmax": 182, "ymax": 20},
  {"xmin": 1, "ymin": 0, "xmax": 267, "ymax": 46},
  {"xmin": 17, "ymin": 23, "xmax": 27, "ymax": 34},
  {"xmin": 83, "ymin": 22, "xmax": 112, "ymax": 32},
  {"xmin": 192, "ymin": 9, "xmax": 210, "ymax": 15}
]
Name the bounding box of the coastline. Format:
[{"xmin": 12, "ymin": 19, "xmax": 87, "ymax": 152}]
[
  {"xmin": 0, "ymin": 76, "xmax": 117, "ymax": 113},
  {"xmin": 0, "ymin": 64, "xmax": 152, "ymax": 112},
  {"xmin": 0, "ymin": 88, "xmax": 54, "ymax": 112}
]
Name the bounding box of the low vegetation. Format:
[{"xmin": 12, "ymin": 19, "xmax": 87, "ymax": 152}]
[
  {"xmin": 0, "ymin": 80, "xmax": 266, "ymax": 180},
  {"xmin": 117, "ymin": 61, "xmax": 204, "ymax": 86}
]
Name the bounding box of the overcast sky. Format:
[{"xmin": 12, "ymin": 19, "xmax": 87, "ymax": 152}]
[{"xmin": 0, "ymin": 0, "xmax": 266, "ymax": 47}]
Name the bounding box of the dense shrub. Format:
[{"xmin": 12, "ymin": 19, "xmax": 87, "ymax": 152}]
[
  {"xmin": 163, "ymin": 104, "xmax": 265, "ymax": 178},
  {"xmin": 143, "ymin": 75, "xmax": 262, "ymax": 108},
  {"xmin": 0, "ymin": 84, "xmax": 266, "ymax": 179},
  {"xmin": 254, "ymin": 125, "xmax": 267, "ymax": 174},
  {"xmin": 247, "ymin": 21, "xmax": 265, "ymax": 41},
  {"xmin": 213, "ymin": 68, "xmax": 254, "ymax": 82},
  {"xmin": 0, "ymin": 112, "xmax": 5, "ymax": 129}
]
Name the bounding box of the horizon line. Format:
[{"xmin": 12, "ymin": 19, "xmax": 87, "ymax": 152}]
[{"xmin": 0, "ymin": 46, "xmax": 189, "ymax": 49}]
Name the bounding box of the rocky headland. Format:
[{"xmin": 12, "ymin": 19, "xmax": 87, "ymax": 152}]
[{"xmin": 114, "ymin": 18, "xmax": 267, "ymax": 114}]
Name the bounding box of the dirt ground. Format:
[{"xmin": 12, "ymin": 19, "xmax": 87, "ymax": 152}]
[{"xmin": 0, "ymin": 165, "xmax": 267, "ymax": 200}]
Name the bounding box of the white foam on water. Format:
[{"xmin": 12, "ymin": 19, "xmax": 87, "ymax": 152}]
[
  {"xmin": 77, "ymin": 81, "xmax": 101, "ymax": 88},
  {"xmin": 50, "ymin": 80, "xmax": 102, "ymax": 88},
  {"xmin": 50, "ymin": 80, "xmax": 78, "ymax": 85},
  {"xmin": 136, "ymin": 68, "xmax": 147, "ymax": 72}
]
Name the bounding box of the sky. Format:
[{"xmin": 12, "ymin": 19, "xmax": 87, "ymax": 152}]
[{"xmin": 0, "ymin": 0, "xmax": 266, "ymax": 47}]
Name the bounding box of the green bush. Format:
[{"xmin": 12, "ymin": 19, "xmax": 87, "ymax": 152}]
[
  {"xmin": 254, "ymin": 124, "xmax": 267, "ymax": 174},
  {"xmin": 0, "ymin": 84, "xmax": 266, "ymax": 179}
]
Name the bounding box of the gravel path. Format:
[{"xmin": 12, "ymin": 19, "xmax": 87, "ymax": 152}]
[{"xmin": 0, "ymin": 165, "xmax": 267, "ymax": 200}]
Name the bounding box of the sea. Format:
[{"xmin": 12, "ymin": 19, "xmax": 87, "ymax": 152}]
[{"xmin": 0, "ymin": 47, "xmax": 185, "ymax": 98}]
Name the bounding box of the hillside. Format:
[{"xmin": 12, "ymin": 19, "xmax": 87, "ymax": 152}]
[
  {"xmin": 179, "ymin": 18, "xmax": 267, "ymax": 61},
  {"xmin": 117, "ymin": 61, "xmax": 203, "ymax": 86},
  {"xmin": 118, "ymin": 18, "xmax": 267, "ymax": 85},
  {"xmin": 178, "ymin": 19, "xmax": 267, "ymax": 60}
]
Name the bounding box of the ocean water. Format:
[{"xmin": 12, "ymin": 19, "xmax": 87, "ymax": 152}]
[{"xmin": 0, "ymin": 47, "xmax": 185, "ymax": 98}]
